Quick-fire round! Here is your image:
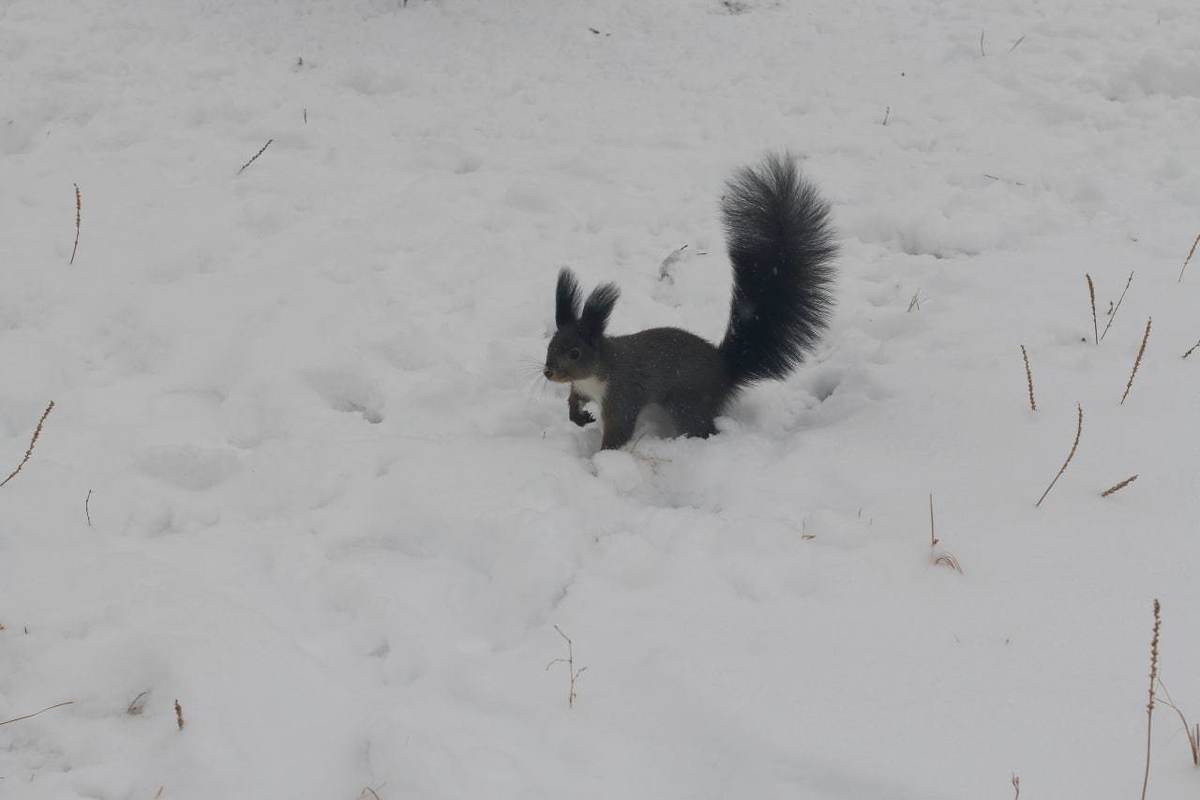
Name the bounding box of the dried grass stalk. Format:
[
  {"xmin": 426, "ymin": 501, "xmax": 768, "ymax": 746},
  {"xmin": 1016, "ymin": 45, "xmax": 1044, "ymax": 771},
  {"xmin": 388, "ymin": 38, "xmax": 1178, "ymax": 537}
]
[
  {"xmin": 927, "ymin": 493, "xmax": 963, "ymax": 573},
  {"xmin": 1035, "ymin": 403, "xmax": 1082, "ymax": 508},
  {"xmin": 1100, "ymin": 475, "xmax": 1138, "ymax": 498},
  {"xmin": 1020, "ymin": 345, "xmax": 1036, "ymax": 411},
  {"xmin": 126, "ymin": 690, "xmax": 149, "ymax": 716},
  {"xmin": 0, "ymin": 700, "xmax": 75, "ymax": 726},
  {"xmin": 236, "ymin": 138, "xmax": 274, "ymax": 175},
  {"xmin": 1121, "ymin": 318, "xmax": 1152, "ymax": 405},
  {"xmin": 1156, "ymin": 679, "xmax": 1200, "ymax": 767},
  {"xmin": 928, "ymin": 493, "xmax": 936, "ymax": 547},
  {"xmin": 174, "ymin": 699, "xmax": 185, "ymax": 731},
  {"xmin": 1141, "ymin": 599, "xmax": 1161, "ymax": 800},
  {"xmin": 1086, "ymin": 274, "xmax": 1098, "ymax": 344},
  {"xmin": 1179, "ymin": 233, "xmax": 1200, "ymax": 283},
  {"xmin": 69, "ymin": 183, "xmax": 82, "ymax": 265},
  {"xmin": 1, "ymin": 401, "xmax": 55, "ymax": 488},
  {"xmin": 1101, "ymin": 271, "xmax": 1133, "ymax": 341},
  {"xmin": 933, "ymin": 551, "xmax": 963, "ymax": 573}
]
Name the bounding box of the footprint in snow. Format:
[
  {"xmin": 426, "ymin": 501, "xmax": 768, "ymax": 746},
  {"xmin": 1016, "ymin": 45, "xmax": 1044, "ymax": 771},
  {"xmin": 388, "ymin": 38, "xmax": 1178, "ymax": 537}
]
[
  {"xmin": 136, "ymin": 445, "xmax": 240, "ymax": 491},
  {"xmin": 303, "ymin": 367, "xmax": 385, "ymax": 424}
]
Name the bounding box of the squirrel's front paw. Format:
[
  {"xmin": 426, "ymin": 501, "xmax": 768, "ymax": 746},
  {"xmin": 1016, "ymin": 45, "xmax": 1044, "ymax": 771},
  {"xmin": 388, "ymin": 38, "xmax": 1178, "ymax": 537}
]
[{"xmin": 570, "ymin": 409, "xmax": 595, "ymax": 427}]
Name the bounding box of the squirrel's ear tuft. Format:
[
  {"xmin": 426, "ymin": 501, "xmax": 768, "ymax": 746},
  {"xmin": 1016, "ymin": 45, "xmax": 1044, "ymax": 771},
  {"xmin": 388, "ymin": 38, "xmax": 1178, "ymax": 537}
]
[
  {"xmin": 556, "ymin": 268, "xmax": 583, "ymax": 328},
  {"xmin": 579, "ymin": 282, "xmax": 620, "ymax": 342}
]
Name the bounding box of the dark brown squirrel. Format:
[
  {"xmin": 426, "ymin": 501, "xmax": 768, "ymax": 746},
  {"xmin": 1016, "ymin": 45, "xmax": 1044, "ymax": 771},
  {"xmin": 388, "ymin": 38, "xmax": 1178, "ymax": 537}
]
[{"xmin": 543, "ymin": 153, "xmax": 837, "ymax": 450}]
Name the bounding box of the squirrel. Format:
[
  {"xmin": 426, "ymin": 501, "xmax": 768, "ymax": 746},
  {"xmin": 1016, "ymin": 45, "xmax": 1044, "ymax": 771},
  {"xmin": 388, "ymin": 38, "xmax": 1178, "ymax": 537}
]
[{"xmin": 543, "ymin": 153, "xmax": 837, "ymax": 450}]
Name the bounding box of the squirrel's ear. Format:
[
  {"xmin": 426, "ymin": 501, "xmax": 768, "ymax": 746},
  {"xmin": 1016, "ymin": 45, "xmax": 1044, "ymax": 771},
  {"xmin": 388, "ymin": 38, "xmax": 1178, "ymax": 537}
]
[
  {"xmin": 556, "ymin": 268, "xmax": 583, "ymax": 328},
  {"xmin": 579, "ymin": 282, "xmax": 620, "ymax": 342}
]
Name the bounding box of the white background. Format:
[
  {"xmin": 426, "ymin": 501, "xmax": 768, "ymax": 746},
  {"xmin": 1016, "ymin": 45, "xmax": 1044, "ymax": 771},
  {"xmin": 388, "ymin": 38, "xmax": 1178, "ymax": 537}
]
[{"xmin": 2, "ymin": 1, "xmax": 1199, "ymax": 797}]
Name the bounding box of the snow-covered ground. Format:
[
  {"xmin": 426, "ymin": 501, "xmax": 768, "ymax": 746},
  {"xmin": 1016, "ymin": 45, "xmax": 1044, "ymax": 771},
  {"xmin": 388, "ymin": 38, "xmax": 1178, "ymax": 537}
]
[{"xmin": 3, "ymin": 0, "xmax": 1199, "ymax": 797}]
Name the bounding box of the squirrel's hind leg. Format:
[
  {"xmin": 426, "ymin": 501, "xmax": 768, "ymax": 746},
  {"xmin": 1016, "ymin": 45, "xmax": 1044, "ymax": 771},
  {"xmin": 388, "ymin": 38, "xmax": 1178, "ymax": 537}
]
[
  {"xmin": 599, "ymin": 396, "xmax": 639, "ymax": 450},
  {"xmin": 667, "ymin": 400, "xmax": 718, "ymax": 439}
]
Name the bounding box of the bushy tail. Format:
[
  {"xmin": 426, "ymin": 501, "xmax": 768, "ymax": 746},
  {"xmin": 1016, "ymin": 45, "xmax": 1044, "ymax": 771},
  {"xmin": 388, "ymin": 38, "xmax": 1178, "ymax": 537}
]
[{"xmin": 718, "ymin": 153, "xmax": 837, "ymax": 387}]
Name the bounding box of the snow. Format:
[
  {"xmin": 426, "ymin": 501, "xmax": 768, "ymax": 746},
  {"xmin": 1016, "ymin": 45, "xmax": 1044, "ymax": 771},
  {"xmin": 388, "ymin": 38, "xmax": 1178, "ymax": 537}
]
[{"xmin": 2, "ymin": 0, "xmax": 1199, "ymax": 797}]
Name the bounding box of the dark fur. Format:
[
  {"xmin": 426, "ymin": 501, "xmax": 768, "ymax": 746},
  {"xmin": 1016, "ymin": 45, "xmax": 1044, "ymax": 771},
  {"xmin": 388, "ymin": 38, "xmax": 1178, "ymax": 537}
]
[
  {"xmin": 719, "ymin": 153, "xmax": 837, "ymax": 384},
  {"xmin": 545, "ymin": 153, "xmax": 836, "ymax": 450}
]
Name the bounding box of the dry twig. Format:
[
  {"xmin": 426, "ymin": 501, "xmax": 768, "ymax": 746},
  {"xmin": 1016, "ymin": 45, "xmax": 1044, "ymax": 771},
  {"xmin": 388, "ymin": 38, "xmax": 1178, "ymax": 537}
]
[
  {"xmin": 1035, "ymin": 403, "xmax": 1082, "ymax": 508},
  {"xmin": 546, "ymin": 625, "xmax": 587, "ymax": 708},
  {"xmin": 85, "ymin": 488, "xmax": 94, "ymax": 527},
  {"xmin": 1183, "ymin": 338, "xmax": 1200, "ymax": 360},
  {"xmin": 174, "ymin": 699, "xmax": 185, "ymax": 731},
  {"xmin": 1120, "ymin": 318, "xmax": 1152, "ymax": 405},
  {"xmin": 1, "ymin": 401, "xmax": 55, "ymax": 488}
]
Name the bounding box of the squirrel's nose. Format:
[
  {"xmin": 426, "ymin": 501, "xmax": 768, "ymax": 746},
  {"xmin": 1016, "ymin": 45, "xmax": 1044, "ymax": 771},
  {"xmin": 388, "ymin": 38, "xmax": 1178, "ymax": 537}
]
[{"xmin": 543, "ymin": 368, "xmax": 554, "ymax": 379}]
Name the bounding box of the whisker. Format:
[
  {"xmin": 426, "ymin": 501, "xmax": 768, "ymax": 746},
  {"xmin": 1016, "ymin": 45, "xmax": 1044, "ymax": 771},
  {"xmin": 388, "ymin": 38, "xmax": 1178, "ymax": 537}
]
[
  {"xmin": 519, "ymin": 358, "xmax": 548, "ymax": 377},
  {"xmin": 523, "ymin": 373, "xmax": 555, "ymax": 399}
]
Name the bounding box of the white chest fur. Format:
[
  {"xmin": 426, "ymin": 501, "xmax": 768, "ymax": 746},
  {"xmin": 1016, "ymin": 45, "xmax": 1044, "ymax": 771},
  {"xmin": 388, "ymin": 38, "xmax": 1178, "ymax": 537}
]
[{"xmin": 573, "ymin": 376, "xmax": 608, "ymax": 404}]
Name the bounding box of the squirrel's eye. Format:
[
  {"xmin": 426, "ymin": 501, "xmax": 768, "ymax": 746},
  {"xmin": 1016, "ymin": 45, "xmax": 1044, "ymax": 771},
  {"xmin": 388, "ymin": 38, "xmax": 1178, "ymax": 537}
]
[{"xmin": 568, "ymin": 348, "xmax": 581, "ymax": 360}]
